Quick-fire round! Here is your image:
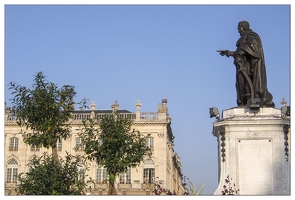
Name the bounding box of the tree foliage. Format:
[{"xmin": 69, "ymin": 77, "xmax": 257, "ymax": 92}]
[
  {"xmin": 9, "ymin": 72, "xmax": 78, "ymax": 159},
  {"xmin": 16, "ymin": 152, "xmax": 89, "ymax": 195},
  {"xmin": 78, "ymin": 113, "xmax": 152, "ymax": 194}
]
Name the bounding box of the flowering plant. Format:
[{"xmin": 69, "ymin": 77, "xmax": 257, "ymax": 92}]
[{"xmin": 221, "ymin": 175, "xmax": 239, "ymax": 195}]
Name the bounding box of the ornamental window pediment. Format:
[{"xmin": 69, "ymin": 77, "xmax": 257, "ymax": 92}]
[{"xmin": 143, "ymin": 159, "xmax": 154, "ymax": 165}]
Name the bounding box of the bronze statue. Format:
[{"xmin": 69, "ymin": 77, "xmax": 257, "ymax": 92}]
[{"xmin": 218, "ymin": 21, "xmax": 275, "ymax": 108}]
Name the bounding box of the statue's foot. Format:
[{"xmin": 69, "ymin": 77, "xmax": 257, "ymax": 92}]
[{"xmin": 264, "ymin": 101, "xmax": 275, "ymax": 108}]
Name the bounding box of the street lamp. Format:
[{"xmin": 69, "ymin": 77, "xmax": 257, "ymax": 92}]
[{"xmin": 209, "ymin": 107, "xmax": 220, "ymax": 120}]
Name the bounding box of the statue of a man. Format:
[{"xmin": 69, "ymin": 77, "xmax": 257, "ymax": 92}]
[{"xmin": 218, "ymin": 21, "xmax": 275, "ymax": 108}]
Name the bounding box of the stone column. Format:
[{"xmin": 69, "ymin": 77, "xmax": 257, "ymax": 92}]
[{"xmin": 212, "ymin": 107, "xmax": 290, "ymax": 195}]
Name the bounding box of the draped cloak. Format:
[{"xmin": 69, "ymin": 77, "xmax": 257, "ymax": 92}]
[{"xmin": 234, "ymin": 30, "xmax": 275, "ymax": 107}]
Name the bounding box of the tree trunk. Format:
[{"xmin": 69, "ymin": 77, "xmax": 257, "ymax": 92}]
[{"xmin": 108, "ymin": 181, "xmax": 117, "ymax": 195}]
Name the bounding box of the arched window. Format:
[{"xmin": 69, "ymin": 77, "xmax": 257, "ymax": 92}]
[{"xmin": 6, "ymin": 158, "xmax": 18, "ymax": 183}]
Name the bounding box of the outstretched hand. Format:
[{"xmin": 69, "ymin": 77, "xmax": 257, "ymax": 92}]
[{"xmin": 217, "ymin": 50, "xmax": 229, "ymax": 57}]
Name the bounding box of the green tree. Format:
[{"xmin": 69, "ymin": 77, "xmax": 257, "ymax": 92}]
[
  {"xmin": 16, "ymin": 152, "xmax": 89, "ymax": 195},
  {"xmin": 9, "ymin": 72, "xmax": 78, "ymax": 160},
  {"xmin": 78, "ymin": 113, "xmax": 152, "ymax": 195}
]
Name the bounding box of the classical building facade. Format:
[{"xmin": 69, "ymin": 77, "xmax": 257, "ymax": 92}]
[{"xmin": 4, "ymin": 99, "xmax": 186, "ymax": 195}]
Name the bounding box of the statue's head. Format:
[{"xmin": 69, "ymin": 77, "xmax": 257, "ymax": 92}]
[{"xmin": 239, "ymin": 21, "xmax": 250, "ymax": 31}]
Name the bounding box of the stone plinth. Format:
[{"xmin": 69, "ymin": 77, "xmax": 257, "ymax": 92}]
[{"xmin": 212, "ymin": 107, "xmax": 290, "ymax": 195}]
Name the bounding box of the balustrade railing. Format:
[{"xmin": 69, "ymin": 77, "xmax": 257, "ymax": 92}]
[
  {"xmin": 73, "ymin": 114, "xmax": 91, "ymax": 120},
  {"xmin": 93, "ymin": 183, "xmax": 154, "ymax": 191},
  {"xmin": 5, "ymin": 112, "xmax": 163, "ymax": 122},
  {"xmin": 140, "ymin": 112, "xmax": 158, "ymax": 120},
  {"xmin": 9, "ymin": 147, "xmax": 18, "ymax": 151},
  {"xmin": 72, "ymin": 112, "xmax": 136, "ymax": 120},
  {"xmin": 72, "ymin": 112, "xmax": 158, "ymax": 121}
]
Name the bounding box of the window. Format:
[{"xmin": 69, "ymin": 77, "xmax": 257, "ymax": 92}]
[
  {"xmin": 143, "ymin": 168, "xmax": 155, "ymax": 184},
  {"xmin": 57, "ymin": 138, "xmax": 62, "ymax": 151},
  {"xmin": 146, "ymin": 137, "xmax": 154, "ymax": 151},
  {"xmin": 6, "ymin": 159, "xmax": 18, "ymax": 183},
  {"xmin": 78, "ymin": 168, "xmax": 85, "ymax": 181},
  {"xmin": 9, "ymin": 137, "xmax": 19, "ymax": 151},
  {"xmin": 30, "ymin": 144, "xmax": 40, "ymax": 151},
  {"xmin": 75, "ymin": 137, "xmax": 84, "ymax": 151},
  {"xmin": 96, "ymin": 167, "xmax": 107, "ymax": 184},
  {"xmin": 119, "ymin": 168, "xmax": 131, "ymax": 184},
  {"xmin": 73, "ymin": 160, "xmax": 85, "ymax": 181}
]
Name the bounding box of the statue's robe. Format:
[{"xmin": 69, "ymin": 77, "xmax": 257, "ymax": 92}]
[{"xmin": 234, "ymin": 30, "xmax": 275, "ymax": 107}]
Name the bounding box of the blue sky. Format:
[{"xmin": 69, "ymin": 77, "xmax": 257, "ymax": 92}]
[{"xmin": 3, "ymin": 3, "xmax": 291, "ymax": 195}]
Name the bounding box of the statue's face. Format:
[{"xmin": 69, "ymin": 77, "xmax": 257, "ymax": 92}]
[{"xmin": 237, "ymin": 23, "xmax": 244, "ymax": 34}]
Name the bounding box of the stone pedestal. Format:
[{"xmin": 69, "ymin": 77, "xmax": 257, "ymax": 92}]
[{"xmin": 212, "ymin": 107, "xmax": 290, "ymax": 195}]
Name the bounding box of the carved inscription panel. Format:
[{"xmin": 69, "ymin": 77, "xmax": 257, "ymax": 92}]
[{"xmin": 238, "ymin": 139, "xmax": 274, "ymax": 195}]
